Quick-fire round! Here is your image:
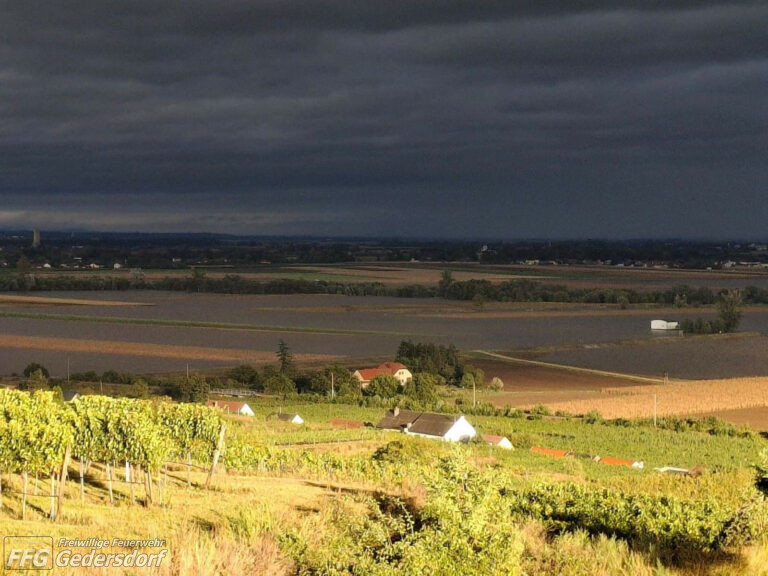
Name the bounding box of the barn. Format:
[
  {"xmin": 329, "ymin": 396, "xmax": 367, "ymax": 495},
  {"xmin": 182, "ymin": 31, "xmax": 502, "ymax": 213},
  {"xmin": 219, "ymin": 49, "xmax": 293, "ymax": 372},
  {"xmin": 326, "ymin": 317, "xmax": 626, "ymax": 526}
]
[{"xmin": 377, "ymin": 408, "xmax": 476, "ymax": 442}]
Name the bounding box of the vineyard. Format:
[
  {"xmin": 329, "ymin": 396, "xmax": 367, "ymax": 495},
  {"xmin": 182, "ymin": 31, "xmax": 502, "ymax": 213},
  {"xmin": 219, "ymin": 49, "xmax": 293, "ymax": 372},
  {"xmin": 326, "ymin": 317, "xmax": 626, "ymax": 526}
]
[
  {"xmin": 0, "ymin": 389, "xmax": 224, "ymax": 520},
  {"xmin": 0, "ymin": 393, "xmax": 767, "ymax": 575}
]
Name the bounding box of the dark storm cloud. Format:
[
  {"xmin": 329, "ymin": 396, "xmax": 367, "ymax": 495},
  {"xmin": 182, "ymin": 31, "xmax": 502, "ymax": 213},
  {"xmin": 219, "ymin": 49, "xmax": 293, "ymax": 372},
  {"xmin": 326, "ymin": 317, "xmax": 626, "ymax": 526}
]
[{"xmin": 0, "ymin": 1, "xmax": 766, "ymax": 237}]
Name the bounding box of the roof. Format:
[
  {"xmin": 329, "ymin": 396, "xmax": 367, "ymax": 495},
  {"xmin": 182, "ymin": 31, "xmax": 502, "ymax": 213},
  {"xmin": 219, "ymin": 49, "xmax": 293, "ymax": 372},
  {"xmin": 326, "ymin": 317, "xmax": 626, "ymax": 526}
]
[
  {"xmin": 377, "ymin": 408, "xmax": 421, "ymax": 430},
  {"xmin": 276, "ymin": 412, "xmax": 300, "ymax": 422},
  {"xmin": 356, "ymin": 368, "xmax": 388, "ymax": 381},
  {"xmin": 207, "ymin": 400, "xmax": 247, "ymax": 412},
  {"xmin": 377, "ymin": 409, "xmax": 461, "ymax": 438},
  {"xmin": 378, "ymin": 362, "xmax": 408, "ymax": 372},
  {"xmin": 355, "ymin": 362, "xmax": 411, "ymax": 382},
  {"xmin": 482, "ymin": 434, "xmax": 506, "ymax": 444},
  {"xmin": 531, "ymin": 446, "xmax": 569, "ymax": 458},
  {"xmin": 599, "ymin": 457, "xmax": 642, "ymax": 469},
  {"xmin": 62, "ymin": 391, "xmax": 80, "ymax": 402}
]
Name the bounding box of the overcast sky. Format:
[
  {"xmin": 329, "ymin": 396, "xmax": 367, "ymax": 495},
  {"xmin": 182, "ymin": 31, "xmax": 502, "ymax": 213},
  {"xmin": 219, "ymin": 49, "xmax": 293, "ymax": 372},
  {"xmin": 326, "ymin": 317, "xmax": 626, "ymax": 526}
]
[{"xmin": 1, "ymin": 1, "xmax": 766, "ymax": 238}]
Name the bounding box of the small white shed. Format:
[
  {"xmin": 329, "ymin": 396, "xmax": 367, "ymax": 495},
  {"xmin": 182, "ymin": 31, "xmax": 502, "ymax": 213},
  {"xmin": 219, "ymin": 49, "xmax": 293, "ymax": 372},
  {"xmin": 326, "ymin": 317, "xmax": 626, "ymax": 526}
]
[
  {"xmin": 651, "ymin": 319, "xmax": 679, "ymax": 330},
  {"xmin": 482, "ymin": 434, "xmax": 514, "ymax": 450},
  {"xmin": 277, "ymin": 413, "xmax": 304, "ymax": 425}
]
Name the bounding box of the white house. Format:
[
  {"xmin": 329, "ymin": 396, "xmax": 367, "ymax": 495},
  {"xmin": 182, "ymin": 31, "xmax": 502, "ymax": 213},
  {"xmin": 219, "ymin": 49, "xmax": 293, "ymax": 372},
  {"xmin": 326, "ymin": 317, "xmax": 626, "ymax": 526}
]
[
  {"xmin": 651, "ymin": 319, "xmax": 679, "ymax": 330},
  {"xmin": 482, "ymin": 434, "xmax": 514, "ymax": 450},
  {"xmin": 377, "ymin": 408, "xmax": 476, "ymax": 442},
  {"xmin": 353, "ymin": 362, "xmax": 413, "ymax": 388},
  {"xmin": 276, "ymin": 412, "xmax": 304, "ymax": 425},
  {"xmin": 206, "ymin": 400, "xmax": 255, "ymax": 416}
]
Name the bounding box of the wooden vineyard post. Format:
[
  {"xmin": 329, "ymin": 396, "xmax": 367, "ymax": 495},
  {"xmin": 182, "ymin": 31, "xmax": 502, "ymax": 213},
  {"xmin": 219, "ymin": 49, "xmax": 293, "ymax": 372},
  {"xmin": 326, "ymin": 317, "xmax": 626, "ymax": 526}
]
[
  {"xmin": 129, "ymin": 464, "xmax": 136, "ymax": 505},
  {"xmin": 49, "ymin": 474, "xmax": 56, "ymax": 520},
  {"xmin": 143, "ymin": 467, "xmax": 153, "ymax": 506},
  {"xmin": 106, "ymin": 463, "xmax": 114, "ymax": 504},
  {"xmin": 56, "ymin": 445, "xmax": 71, "ymax": 520},
  {"xmin": 205, "ymin": 423, "xmax": 227, "ymax": 489},
  {"xmin": 159, "ymin": 463, "xmax": 167, "ymax": 505},
  {"xmin": 186, "ymin": 452, "xmax": 191, "ymax": 488},
  {"xmin": 34, "ymin": 473, "xmax": 39, "ymax": 496},
  {"xmin": 22, "ymin": 471, "xmax": 28, "ymax": 520}
]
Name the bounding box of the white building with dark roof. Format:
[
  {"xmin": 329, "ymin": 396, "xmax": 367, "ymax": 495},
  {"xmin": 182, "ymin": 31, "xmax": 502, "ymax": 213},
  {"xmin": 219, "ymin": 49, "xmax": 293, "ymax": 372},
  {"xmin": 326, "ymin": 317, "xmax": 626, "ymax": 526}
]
[{"xmin": 377, "ymin": 408, "xmax": 476, "ymax": 442}]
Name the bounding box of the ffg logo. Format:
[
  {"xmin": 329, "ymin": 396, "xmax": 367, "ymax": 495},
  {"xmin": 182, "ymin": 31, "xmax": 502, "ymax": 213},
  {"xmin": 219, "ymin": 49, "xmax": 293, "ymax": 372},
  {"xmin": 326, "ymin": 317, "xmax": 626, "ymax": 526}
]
[{"xmin": 3, "ymin": 537, "xmax": 53, "ymax": 570}]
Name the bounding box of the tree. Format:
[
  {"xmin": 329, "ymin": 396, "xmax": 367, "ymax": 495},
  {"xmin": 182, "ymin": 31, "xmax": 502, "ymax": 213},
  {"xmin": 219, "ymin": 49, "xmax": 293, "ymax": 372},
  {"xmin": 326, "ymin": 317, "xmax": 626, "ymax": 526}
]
[
  {"xmin": 438, "ymin": 270, "xmax": 454, "ymax": 297},
  {"xmin": 22, "ymin": 368, "xmax": 49, "ymax": 391},
  {"xmin": 178, "ymin": 374, "xmax": 210, "ymax": 403},
  {"xmin": 402, "ymin": 373, "xmax": 439, "ymax": 404},
  {"xmin": 226, "ymin": 364, "xmax": 260, "ymax": 389},
  {"xmin": 489, "ymin": 377, "xmax": 504, "ymax": 391},
  {"xmin": 276, "ymin": 339, "xmax": 294, "ymax": 375},
  {"xmin": 365, "ymin": 374, "xmax": 399, "ymax": 398},
  {"xmin": 132, "ymin": 378, "xmax": 150, "ymax": 399},
  {"xmin": 396, "ymin": 340, "xmax": 463, "ymax": 383},
  {"xmin": 310, "ymin": 365, "xmax": 356, "ymax": 397},
  {"xmin": 460, "ymin": 372, "xmax": 475, "ymax": 389},
  {"xmin": 23, "ymin": 362, "xmax": 49, "ymax": 378},
  {"xmin": 462, "ymin": 365, "xmax": 484, "ymax": 388},
  {"xmin": 263, "ymin": 373, "xmax": 296, "ymax": 398},
  {"xmin": 717, "ymin": 289, "xmax": 743, "ymax": 333},
  {"xmin": 472, "ymin": 292, "xmax": 486, "ymax": 311},
  {"xmin": 16, "ymin": 255, "xmax": 30, "ymax": 270},
  {"xmin": 190, "ymin": 268, "xmax": 207, "ymax": 292}
]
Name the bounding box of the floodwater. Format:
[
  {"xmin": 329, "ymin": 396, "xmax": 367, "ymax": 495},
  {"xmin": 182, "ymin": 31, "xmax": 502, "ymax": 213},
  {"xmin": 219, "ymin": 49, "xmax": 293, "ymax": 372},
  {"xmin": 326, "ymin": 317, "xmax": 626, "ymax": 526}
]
[{"xmin": 1, "ymin": 291, "xmax": 768, "ymax": 376}]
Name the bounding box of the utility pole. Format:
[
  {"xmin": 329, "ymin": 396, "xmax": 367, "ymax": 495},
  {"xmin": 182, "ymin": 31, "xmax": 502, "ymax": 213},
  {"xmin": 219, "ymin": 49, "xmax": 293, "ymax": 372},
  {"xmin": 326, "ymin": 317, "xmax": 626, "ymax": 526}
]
[
  {"xmin": 331, "ymin": 372, "xmax": 335, "ymax": 399},
  {"xmin": 186, "ymin": 364, "xmax": 190, "ymax": 379}
]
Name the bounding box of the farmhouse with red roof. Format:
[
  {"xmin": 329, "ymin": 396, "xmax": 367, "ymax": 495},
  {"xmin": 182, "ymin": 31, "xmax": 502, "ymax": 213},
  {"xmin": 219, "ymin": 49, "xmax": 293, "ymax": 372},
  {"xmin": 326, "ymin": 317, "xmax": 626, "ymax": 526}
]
[{"xmin": 352, "ymin": 362, "xmax": 413, "ymax": 388}]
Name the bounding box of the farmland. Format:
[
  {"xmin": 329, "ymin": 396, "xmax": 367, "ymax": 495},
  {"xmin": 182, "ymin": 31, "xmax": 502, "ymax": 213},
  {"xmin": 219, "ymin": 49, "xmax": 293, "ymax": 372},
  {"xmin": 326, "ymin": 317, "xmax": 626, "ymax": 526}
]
[
  {"xmin": 2, "ymin": 290, "xmax": 768, "ymax": 376},
  {"xmin": 534, "ymin": 377, "xmax": 768, "ymax": 420}
]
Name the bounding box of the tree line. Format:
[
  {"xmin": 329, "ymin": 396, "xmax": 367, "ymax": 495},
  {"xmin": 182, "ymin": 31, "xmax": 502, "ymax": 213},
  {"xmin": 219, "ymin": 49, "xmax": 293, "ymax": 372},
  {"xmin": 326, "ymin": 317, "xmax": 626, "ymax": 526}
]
[{"xmin": 4, "ymin": 269, "xmax": 768, "ymax": 309}]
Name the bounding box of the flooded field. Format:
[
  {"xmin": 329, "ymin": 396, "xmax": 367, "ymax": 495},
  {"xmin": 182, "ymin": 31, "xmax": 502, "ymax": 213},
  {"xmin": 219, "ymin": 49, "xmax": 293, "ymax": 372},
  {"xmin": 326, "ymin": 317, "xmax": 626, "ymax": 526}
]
[
  {"xmin": 541, "ymin": 334, "xmax": 768, "ymax": 379},
  {"xmin": 1, "ymin": 291, "xmax": 767, "ymax": 376}
]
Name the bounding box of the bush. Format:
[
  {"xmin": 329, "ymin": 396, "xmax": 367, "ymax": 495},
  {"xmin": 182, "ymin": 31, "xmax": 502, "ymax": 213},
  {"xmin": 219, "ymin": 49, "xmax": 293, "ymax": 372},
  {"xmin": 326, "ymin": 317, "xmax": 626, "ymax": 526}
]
[
  {"xmin": 365, "ymin": 375, "xmax": 399, "ymax": 398},
  {"xmin": 489, "ymin": 376, "xmax": 504, "ymax": 391},
  {"xmin": 530, "ymin": 404, "xmax": 551, "ymax": 417},
  {"xmin": 584, "ymin": 410, "xmax": 604, "ymax": 424}
]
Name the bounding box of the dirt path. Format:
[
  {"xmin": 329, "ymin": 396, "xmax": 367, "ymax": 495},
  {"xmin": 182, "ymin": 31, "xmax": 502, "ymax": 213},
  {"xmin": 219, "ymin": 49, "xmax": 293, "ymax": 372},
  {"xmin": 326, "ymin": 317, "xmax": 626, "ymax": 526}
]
[{"xmin": 471, "ymin": 350, "xmax": 666, "ymax": 385}]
